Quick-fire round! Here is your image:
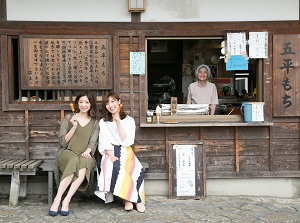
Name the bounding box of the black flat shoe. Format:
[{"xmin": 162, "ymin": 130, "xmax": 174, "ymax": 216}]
[
  {"xmin": 48, "ymin": 210, "xmax": 58, "ymax": 217},
  {"xmin": 60, "ymin": 210, "xmax": 69, "ymax": 216}
]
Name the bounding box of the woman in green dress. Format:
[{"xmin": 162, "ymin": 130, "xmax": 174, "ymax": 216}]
[{"xmin": 49, "ymin": 91, "xmax": 100, "ymax": 217}]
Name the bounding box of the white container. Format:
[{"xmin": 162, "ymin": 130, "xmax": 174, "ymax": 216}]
[{"xmin": 241, "ymin": 102, "xmax": 265, "ymax": 122}]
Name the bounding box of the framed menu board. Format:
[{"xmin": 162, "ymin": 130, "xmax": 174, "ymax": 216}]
[
  {"xmin": 20, "ymin": 35, "xmax": 112, "ymax": 90},
  {"xmin": 168, "ymin": 141, "xmax": 206, "ymax": 199}
]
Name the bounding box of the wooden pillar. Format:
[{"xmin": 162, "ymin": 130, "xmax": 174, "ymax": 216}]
[
  {"xmin": 234, "ymin": 127, "xmax": 239, "ymax": 172},
  {"xmin": 199, "ymin": 127, "xmax": 204, "ymax": 141},
  {"xmin": 25, "ymin": 110, "xmax": 29, "ymax": 159},
  {"xmin": 129, "ymin": 35, "xmax": 134, "ymax": 117},
  {"xmin": 165, "ymin": 128, "xmax": 169, "ymax": 168},
  {"xmin": 9, "ymin": 170, "xmax": 20, "ymax": 206},
  {"xmin": 60, "ymin": 110, "xmax": 64, "ymax": 123},
  {"xmin": 138, "ymin": 33, "xmax": 146, "ymax": 124},
  {"xmin": 269, "ymin": 125, "xmax": 274, "ymax": 171},
  {"xmin": 131, "ymin": 12, "xmax": 141, "ymax": 23},
  {"xmin": 0, "ymin": 0, "xmax": 7, "ymax": 21}
]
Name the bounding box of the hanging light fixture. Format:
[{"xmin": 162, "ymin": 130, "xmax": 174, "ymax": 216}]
[{"xmin": 128, "ymin": 0, "xmax": 145, "ymax": 12}]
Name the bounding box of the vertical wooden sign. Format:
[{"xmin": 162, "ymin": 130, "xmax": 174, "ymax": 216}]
[
  {"xmin": 273, "ymin": 35, "xmax": 300, "ymax": 116},
  {"xmin": 170, "ymin": 97, "xmax": 177, "ymax": 116}
]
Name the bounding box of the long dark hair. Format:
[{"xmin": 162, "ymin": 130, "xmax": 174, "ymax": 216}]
[
  {"xmin": 102, "ymin": 92, "xmax": 126, "ymax": 121},
  {"xmin": 74, "ymin": 91, "xmax": 99, "ymax": 119}
]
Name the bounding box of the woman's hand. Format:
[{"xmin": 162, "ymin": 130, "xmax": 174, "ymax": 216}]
[
  {"xmin": 70, "ymin": 114, "xmax": 78, "ymax": 128},
  {"xmin": 112, "ymin": 113, "xmax": 121, "ymax": 125},
  {"xmin": 106, "ymin": 150, "xmax": 119, "ymax": 163},
  {"xmin": 82, "ymin": 148, "xmax": 92, "ymax": 158}
]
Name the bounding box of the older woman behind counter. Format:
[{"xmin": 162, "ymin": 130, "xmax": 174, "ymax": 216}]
[{"xmin": 187, "ymin": 64, "xmax": 218, "ymax": 115}]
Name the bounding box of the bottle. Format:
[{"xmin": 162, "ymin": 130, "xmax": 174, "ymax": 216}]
[
  {"xmin": 155, "ymin": 105, "xmax": 161, "ymax": 124},
  {"xmin": 146, "ymin": 110, "xmax": 153, "ymax": 124}
]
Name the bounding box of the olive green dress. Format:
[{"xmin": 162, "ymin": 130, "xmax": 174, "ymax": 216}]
[{"xmin": 58, "ymin": 120, "xmax": 95, "ymax": 191}]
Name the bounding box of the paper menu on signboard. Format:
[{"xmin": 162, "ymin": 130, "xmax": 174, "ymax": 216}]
[
  {"xmin": 249, "ymin": 32, "xmax": 268, "ymax": 58},
  {"xmin": 227, "ymin": 33, "xmax": 247, "ymax": 56},
  {"xmin": 251, "ymin": 102, "xmax": 265, "ymax": 122},
  {"xmin": 175, "ymin": 145, "xmax": 196, "ymax": 196}
]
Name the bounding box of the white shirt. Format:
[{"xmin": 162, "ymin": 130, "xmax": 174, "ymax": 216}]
[{"xmin": 98, "ymin": 115, "xmax": 136, "ymax": 155}]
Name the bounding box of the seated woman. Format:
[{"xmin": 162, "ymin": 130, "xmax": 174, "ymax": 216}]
[
  {"xmin": 49, "ymin": 91, "xmax": 100, "ymax": 217},
  {"xmin": 94, "ymin": 92, "xmax": 145, "ymax": 213}
]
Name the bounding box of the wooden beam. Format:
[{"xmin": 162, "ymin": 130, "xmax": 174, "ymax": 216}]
[
  {"xmin": 0, "ymin": 0, "xmax": 7, "ymax": 21},
  {"xmin": 131, "ymin": 12, "xmax": 141, "ymax": 23}
]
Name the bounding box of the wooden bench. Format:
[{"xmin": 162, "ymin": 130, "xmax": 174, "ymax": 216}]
[
  {"xmin": 0, "ymin": 159, "xmax": 43, "ymax": 206},
  {"xmin": 40, "ymin": 161, "xmax": 149, "ymax": 205}
]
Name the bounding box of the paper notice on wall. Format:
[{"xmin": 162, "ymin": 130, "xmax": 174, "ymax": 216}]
[
  {"xmin": 227, "ymin": 33, "xmax": 246, "ymax": 55},
  {"xmin": 175, "ymin": 145, "xmax": 196, "ymax": 196},
  {"xmin": 226, "ymin": 55, "xmax": 248, "ymax": 71},
  {"xmin": 130, "ymin": 52, "xmax": 145, "ymax": 75},
  {"xmin": 251, "ymin": 102, "xmax": 265, "ymax": 122},
  {"xmin": 249, "ymin": 32, "xmax": 268, "ymax": 58}
]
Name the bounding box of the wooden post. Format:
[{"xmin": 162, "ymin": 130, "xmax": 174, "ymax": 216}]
[
  {"xmin": 165, "ymin": 128, "xmax": 169, "ymax": 167},
  {"xmin": 199, "ymin": 127, "xmax": 204, "ymax": 141},
  {"xmin": 60, "ymin": 110, "xmax": 64, "ymax": 123},
  {"xmin": 25, "ymin": 110, "xmax": 29, "ymax": 159},
  {"xmin": 9, "ymin": 170, "xmax": 20, "ymax": 206},
  {"xmin": 138, "ymin": 33, "xmax": 146, "ymax": 124},
  {"xmin": 19, "ymin": 175, "xmax": 27, "ymax": 198},
  {"xmin": 269, "ymin": 125, "xmax": 274, "ymax": 171},
  {"xmin": 129, "ymin": 35, "xmax": 134, "ymax": 117},
  {"xmin": 235, "ymin": 127, "xmax": 239, "ymax": 173},
  {"xmin": 0, "ymin": 0, "xmax": 7, "ymax": 21},
  {"xmin": 203, "ymin": 142, "xmax": 207, "ymax": 198}
]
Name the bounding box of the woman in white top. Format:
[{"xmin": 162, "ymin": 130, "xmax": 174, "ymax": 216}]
[
  {"xmin": 187, "ymin": 64, "xmax": 218, "ymax": 115},
  {"xmin": 95, "ymin": 92, "xmax": 145, "ymax": 213}
]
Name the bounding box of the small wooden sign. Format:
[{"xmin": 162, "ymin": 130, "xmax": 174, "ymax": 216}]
[
  {"xmin": 168, "ymin": 141, "xmax": 206, "ymax": 199},
  {"xmin": 170, "ymin": 97, "xmax": 178, "ymax": 116}
]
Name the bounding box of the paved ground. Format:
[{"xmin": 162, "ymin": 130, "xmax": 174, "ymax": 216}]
[{"xmin": 1, "ymin": 195, "xmax": 300, "ymax": 223}]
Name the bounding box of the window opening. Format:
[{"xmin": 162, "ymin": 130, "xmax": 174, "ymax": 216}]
[{"xmin": 146, "ymin": 38, "xmax": 262, "ymax": 116}]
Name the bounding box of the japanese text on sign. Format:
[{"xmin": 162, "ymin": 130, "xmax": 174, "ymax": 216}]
[
  {"xmin": 273, "ymin": 35, "xmax": 299, "ymax": 117},
  {"xmin": 279, "ymin": 42, "xmax": 294, "ymax": 108},
  {"xmin": 175, "ymin": 145, "xmax": 196, "ymax": 196},
  {"xmin": 21, "ymin": 36, "xmax": 112, "ymax": 89}
]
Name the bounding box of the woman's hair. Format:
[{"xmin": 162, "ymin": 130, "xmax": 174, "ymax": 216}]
[
  {"xmin": 74, "ymin": 91, "xmax": 99, "ymax": 119},
  {"xmin": 194, "ymin": 64, "xmax": 212, "ymax": 80},
  {"xmin": 102, "ymin": 92, "xmax": 127, "ymax": 121}
]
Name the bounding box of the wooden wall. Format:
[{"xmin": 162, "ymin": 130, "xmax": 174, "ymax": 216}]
[{"xmin": 0, "ymin": 21, "xmax": 299, "ymax": 181}]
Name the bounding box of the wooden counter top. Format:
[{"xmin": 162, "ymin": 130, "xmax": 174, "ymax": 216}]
[
  {"xmin": 141, "ymin": 115, "xmax": 272, "ymax": 127},
  {"xmin": 140, "ymin": 122, "xmax": 273, "ymax": 127}
]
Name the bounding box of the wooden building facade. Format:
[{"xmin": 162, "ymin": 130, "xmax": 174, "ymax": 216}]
[{"xmin": 0, "ymin": 20, "xmax": 299, "ymax": 196}]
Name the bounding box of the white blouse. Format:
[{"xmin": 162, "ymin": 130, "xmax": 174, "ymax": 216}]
[{"xmin": 98, "ymin": 115, "xmax": 136, "ymax": 155}]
